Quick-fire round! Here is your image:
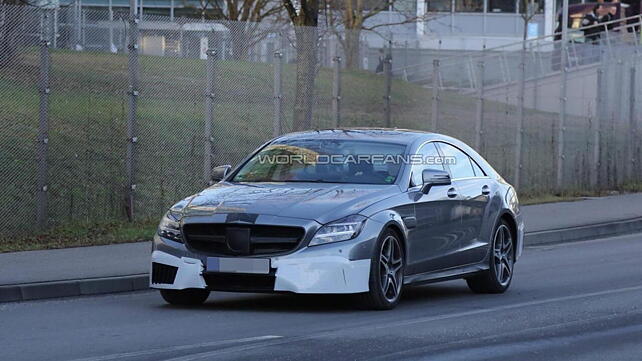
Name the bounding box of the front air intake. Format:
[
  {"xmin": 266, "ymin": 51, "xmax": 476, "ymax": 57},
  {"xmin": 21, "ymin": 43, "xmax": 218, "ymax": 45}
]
[{"xmin": 151, "ymin": 262, "xmax": 178, "ymax": 284}]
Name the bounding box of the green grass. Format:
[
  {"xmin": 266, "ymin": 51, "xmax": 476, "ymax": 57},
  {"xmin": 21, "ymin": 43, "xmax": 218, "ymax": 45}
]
[
  {"xmin": 519, "ymin": 181, "xmax": 642, "ymax": 205},
  {"xmin": 0, "ymin": 219, "xmax": 157, "ymax": 253}
]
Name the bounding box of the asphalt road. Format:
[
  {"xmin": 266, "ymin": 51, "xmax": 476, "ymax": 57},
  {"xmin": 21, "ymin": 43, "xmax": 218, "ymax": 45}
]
[{"xmin": 2, "ymin": 233, "xmax": 642, "ymax": 361}]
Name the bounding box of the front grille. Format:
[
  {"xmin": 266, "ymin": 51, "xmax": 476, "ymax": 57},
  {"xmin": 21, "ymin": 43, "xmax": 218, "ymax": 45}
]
[
  {"xmin": 151, "ymin": 262, "xmax": 178, "ymax": 284},
  {"xmin": 203, "ymin": 272, "xmax": 276, "ymax": 292},
  {"xmin": 182, "ymin": 224, "xmax": 305, "ymax": 256}
]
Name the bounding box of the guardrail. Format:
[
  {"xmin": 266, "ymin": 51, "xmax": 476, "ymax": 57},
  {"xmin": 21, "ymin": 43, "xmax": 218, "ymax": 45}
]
[{"xmin": 394, "ymin": 14, "xmax": 642, "ymax": 90}]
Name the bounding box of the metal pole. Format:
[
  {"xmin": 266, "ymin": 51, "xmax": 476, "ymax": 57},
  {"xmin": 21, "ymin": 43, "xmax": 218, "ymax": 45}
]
[
  {"xmin": 556, "ymin": 0, "xmax": 569, "ymax": 190},
  {"xmin": 204, "ymin": 40, "xmax": 216, "ymax": 186},
  {"xmin": 109, "ymin": 0, "xmax": 115, "ymax": 52},
  {"xmin": 593, "ymin": 59, "xmax": 604, "ymax": 188},
  {"xmin": 475, "ymin": 60, "xmax": 485, "ymax": 153},
  {"xmin": 515, "ymin": 46, "xmax": 526, "ymax": 190},
  {"xmin": 53, "ymin": 8, "xmax": 58, "ymax": 49},
  {"xmin": 383, "ymin": 42, "xmax": 392, "ymax": 128},
  {"xmin": 126, "ymin": 0, "xmax": 139, "ymax": 221},
  {"xmin": 81, "ymin": 8, "xmax": 86, "ymax": 48},
  {"xmin": 403, "ymin": 40, "xmax": 409, "ymax": 81},
  {"xmin": 332, "ymin": 54, "xmax": 342, "ymax": 127},
  {"xmin": 627, "ymin": 62, "xmax": 637, "ymax": 181},
  {"xmin": 74, "ymin": 0, "xmax": 82, "ymax": 51},
  {"xmin": 431, "ymin": 59, "xmax": 440, "ymax": 131},
  {"xmin": 273, "ymin": 47, "xmax": 283, "ymax": 136},
  {"xmin": 170, "ymin": 0, "xmax": 174, "ymax": 22},
  {"xmin": 37, "ymin": 10, "xmax": 51, "ymax": 230}
]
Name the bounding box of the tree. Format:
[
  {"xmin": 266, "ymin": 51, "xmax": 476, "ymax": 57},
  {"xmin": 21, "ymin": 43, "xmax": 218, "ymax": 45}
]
[
  {"xmin": 519, "ymin": 0, "xmax": 540, "ymax": 45},
  {"xmin": 186, "ymin": 0, "xmax": 285, "ymax": 60},
  {"xmin": 325, "ymin": 0, "xmax": 421, "ymax": 69},
  {"xmin": 283, "ymin": 0, "xmax": 319, "ymax": 131}
]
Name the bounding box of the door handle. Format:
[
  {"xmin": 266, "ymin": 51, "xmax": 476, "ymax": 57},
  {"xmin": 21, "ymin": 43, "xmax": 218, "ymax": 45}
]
[
  {"xmin": 481, "ymin": 185, "xmax": 490, "ymax": 195},
  {"xmin": 447, "ymin": 188, "xmax": 458, "ymax": 198}
]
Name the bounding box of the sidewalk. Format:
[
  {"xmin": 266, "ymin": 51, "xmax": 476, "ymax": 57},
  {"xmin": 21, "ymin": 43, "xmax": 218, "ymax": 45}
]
[{"xmin": 2, "ymin": 193, "xmax": 642, "ymax": 302}]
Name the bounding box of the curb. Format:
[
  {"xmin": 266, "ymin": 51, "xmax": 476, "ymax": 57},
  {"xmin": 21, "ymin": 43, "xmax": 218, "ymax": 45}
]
[
  {"xmin": 523, "ymin": 217, "xmax": 642, "ymax": 246},
  {"xmin": 2, "ymin": 218, "xmax": 642, "ymax": 303},
  {"xmin": 0, "ymin": 274, "xmax": 148, "ymax": 303}
]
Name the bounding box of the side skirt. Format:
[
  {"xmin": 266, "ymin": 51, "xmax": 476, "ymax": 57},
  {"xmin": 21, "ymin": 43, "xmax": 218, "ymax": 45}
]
[{"xmin": 403, "ymin": 262, "xmax": 488, "ymax": 286}]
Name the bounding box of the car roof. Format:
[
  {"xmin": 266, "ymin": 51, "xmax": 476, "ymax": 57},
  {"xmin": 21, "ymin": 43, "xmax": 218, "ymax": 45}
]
[{"xmin": 274, "ymin": 128, "xmax": 434, "ymax": 145}]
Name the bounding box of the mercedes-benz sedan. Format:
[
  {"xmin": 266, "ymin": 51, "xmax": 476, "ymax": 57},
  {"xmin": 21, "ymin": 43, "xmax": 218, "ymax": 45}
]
[{"xmin": 151, "ymin": 129, "xmax": 524, "ymax": 310}]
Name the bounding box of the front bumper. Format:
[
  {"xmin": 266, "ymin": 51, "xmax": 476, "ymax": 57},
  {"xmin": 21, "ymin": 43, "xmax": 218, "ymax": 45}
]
[
  {"xmin": 515, "ymin": 212, "xmax": 525, "ymax": 261},
  {"xmin": 149, "ymin": 216, "xmax": 382, "ymax": 294},
  {"xmin": 150, "ymin": 249, "xmax": 371, "ymax": 294}
]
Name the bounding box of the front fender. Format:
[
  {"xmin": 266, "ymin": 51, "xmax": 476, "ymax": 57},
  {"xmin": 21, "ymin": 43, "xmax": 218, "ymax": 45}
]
[{"xmin": 365, "ymin": 209, "xmax": 412, "ymax": 263}]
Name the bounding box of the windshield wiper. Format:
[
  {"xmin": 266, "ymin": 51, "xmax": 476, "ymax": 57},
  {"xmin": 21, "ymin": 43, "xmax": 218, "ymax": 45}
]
[
  {"xmin": 274, "ymin": 179, "xmax": 334, "ymax": 183},
  {"xmin": 237, "ymin": 179, "xmax": 345, "ymax": 184}
]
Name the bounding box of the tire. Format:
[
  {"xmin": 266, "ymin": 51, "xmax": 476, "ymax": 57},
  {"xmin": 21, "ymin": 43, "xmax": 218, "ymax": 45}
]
[
  {"xmin": 358, "ymin": 228, "xmax": 405, "ymax": 310},
  {"xmin": 466, "ymin": 219, "xmax": 515, "ymax": 294},
  {"xmin": 160, "ymin": 288, "xmax": 210, "ymax": 306}
]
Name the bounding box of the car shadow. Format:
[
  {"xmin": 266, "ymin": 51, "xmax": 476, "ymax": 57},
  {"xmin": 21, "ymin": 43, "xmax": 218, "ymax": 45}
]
[{"xmin": 157, "ymin": 281, "xmax": 476, "ymax": 313}]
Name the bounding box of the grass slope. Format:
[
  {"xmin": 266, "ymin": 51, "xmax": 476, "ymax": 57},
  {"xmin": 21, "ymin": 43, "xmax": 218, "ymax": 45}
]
[{"xmin": 0, "ymin": 48, "xmax": 601, "ymax": 251}]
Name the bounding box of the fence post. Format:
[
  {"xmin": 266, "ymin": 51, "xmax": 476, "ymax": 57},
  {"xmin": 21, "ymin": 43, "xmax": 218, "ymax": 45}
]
[
  {"xmin": 515, "ymin": 47, "xmax": 526, "ymax": 190},
  {"xmin": 402, "ymin": 40, "xmax": 409, "ymax": 81},
  {"xmin": 36, "ymin": 9, "xmax": 52, "ymax": 230},
  {"xmin": 273, "ymin": 46, "xmax": 283, "ymax": 137},
  {"xmin": 203, "ymin": 42, "xmax": 216, "ymax": 186},
  {"xmin": 431, "ymin": 59, "xmax": 440, "ymax": 132},
  {"xmin": 628, "ymin": 61, "xmax": 637, "ymax": 182},
  {"xmin": 332, "ymin": 54, "xmax": 342, "ymax": 127},
  {"xmin": 475, "ymin": 60, "xmax": 485, "ymax": 153},
  {"xmin": 593, "ymin": 59, "xmax": 604, "ymax": 188},
  {"xmin": 126, "ymin": 0, "xmax": 139, "ymax": 221},
  {"xmin": 74, "ymin": 0, "xmax": 83, "ymax": 51},
  {"xmin": 383, "ymin": 42, "xmax": 392, "ymax": 128},
  {"xmin": 556, "ymin": 44, "xmax": 568, "ymax": 191}
]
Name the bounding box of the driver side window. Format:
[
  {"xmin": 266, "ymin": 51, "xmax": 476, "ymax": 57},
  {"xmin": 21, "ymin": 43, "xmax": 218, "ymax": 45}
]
[{"xmin": 411, "ymin": 142, "xmax": 445, "ymax": 187}]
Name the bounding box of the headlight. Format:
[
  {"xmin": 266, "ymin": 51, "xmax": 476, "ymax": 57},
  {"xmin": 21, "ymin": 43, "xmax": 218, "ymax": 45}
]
[
  {"xmin": 506, "ymin": 187, "xmax": 519, "ymax": 211},
  {"xmin": 309, "ymin": 215, "xmax": 367, "ymax": 246},
  {"xmin": 158, "ymin": 211, "xmax": 183, "ymax": 243}
]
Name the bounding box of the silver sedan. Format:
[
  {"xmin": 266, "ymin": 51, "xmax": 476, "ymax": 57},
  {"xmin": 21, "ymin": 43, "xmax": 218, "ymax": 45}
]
[{"xmin": 150, "ymin": 129, "xmax": 524, "ymax": 310}]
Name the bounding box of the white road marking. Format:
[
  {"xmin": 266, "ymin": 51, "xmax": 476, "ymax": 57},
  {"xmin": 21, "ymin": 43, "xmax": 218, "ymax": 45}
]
[{"xmin": 68, "ymin": 335, "xmax": 283, "ymax": 361}]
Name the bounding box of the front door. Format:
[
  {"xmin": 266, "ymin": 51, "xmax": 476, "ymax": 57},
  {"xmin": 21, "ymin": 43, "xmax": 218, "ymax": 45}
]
[{"xmin": 406, "ymin": 142, "xmax": 463, "ymax": 274}]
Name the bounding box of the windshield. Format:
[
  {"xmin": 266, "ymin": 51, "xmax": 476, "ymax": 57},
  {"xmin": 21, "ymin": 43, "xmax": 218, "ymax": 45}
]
[{"xmin": 231, "ymin": 139, "xmax": 407, "ymax": 184}]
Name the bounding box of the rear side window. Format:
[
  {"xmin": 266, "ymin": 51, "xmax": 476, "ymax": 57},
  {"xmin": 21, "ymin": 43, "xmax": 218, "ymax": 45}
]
[{"xmin": 436, "ymin": 143, "xmax": 475, "ymax": 179}]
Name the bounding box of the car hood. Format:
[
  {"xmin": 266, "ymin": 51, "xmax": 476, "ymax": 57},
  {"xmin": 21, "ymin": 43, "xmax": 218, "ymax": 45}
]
[{"xmin": 179, "ymin": 182, "xmax": 400, "ymax": 224}]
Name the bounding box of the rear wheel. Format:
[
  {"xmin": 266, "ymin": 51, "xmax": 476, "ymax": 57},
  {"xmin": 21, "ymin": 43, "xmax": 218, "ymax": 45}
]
[
  {"xmin": 466, "ymin": 220, "xmax": 514, "ymax": 294},
  {"xmin": 160, "ymin": 288, "xmax": 210, "ymax": 306},
  {"xmin": 358, "ymin": 229, "xmax": 405, "ymax": 310}
]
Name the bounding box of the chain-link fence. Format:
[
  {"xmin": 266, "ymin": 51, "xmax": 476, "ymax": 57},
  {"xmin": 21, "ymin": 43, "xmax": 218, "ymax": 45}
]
[{"xmin": 1, "ymin": 3, "xmax": 642, "ymax": 241}]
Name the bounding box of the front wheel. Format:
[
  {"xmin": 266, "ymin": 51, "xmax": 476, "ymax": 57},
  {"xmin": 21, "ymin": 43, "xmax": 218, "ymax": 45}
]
[
  {"xmin": 160, "ymin": 288, "xmax": 210, "ymax": 306},
  {"xmin": 358, "ymin": 229, "xmax": 405, "ymax": 310},
  {"xmin": 466, "ymin": 220, "xmax": 515, "ymax": 294}
]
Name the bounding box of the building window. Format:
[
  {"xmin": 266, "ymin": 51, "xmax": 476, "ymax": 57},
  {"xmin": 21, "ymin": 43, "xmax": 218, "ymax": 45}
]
[
  {"xmin": 426, "ymin": 0, "xmax": 453, "ymax": 12},
  {"xmin": 517, "ymin": 0, "xmax": 545, "ymax": 14},
  {"xmin": 455, "ymin": 0, "xmax": 484, "ymax": 12},
  {"xmin": 488, "ymin": 0, "xmax": 516, "ymax": 12}
]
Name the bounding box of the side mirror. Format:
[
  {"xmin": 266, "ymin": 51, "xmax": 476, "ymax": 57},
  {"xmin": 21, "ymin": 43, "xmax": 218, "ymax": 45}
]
[
  {"xmin": 211, "ymin": 165, "xmax": 232, "ymax": 182},
  {"xmin": 421, "ymin": 168, "xmax": 451, "ymax": 194}
]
